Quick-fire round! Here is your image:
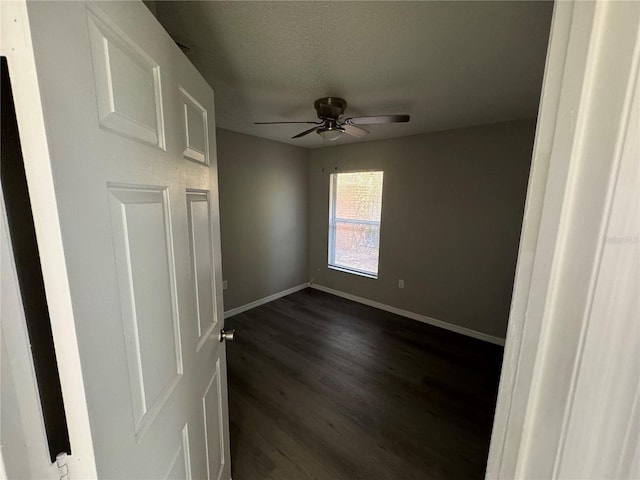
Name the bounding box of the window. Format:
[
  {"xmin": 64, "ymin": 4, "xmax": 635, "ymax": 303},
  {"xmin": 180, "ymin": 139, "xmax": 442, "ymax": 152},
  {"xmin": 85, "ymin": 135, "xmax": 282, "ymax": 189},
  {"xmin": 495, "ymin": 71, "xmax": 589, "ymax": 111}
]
[{"xmin": 328, "ymin": 171, "xmax": 384, "ymax": 278}]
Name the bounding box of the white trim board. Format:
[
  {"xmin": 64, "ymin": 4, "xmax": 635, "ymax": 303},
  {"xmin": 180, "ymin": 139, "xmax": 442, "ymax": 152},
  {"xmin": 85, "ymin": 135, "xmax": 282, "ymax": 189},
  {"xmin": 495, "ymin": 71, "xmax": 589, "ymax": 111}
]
[
  {"xmin": 310, "ymin": 284, "xmax": 505, "ymax": 346},
  {"xmin": 224, "ymin": 283, "xmax": 310, "ymax": 319}
]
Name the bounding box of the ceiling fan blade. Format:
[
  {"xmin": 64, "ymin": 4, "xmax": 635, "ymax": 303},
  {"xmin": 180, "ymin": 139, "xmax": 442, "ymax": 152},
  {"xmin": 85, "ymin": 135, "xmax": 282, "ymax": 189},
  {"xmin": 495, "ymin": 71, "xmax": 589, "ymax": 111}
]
[
  {"xmin": 342, "ymin": 124, "xmax": 369, "ymax": 138},
  {"xmin": 292, "ymin": 126, "xmax": 321, "ymax": 139},
  {"xmin": 345, "ymin": 114, "xmax": 410, "ymax": 125},
  {"xmin": 254, "ymin": 121, "xmax": 321, "ymax": 125}
]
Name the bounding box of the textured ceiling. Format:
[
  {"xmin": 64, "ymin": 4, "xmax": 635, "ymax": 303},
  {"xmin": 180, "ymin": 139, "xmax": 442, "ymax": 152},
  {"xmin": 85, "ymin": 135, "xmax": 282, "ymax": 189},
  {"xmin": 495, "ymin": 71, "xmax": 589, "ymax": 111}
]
[{"xmin": 155, "ymin": 1, "xmax": 553, "ymax": 149}]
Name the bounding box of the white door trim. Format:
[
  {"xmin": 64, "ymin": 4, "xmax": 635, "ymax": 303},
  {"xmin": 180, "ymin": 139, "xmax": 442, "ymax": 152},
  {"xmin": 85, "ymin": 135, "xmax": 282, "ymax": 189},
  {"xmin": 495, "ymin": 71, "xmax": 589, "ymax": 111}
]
[
  {"xmin": 1, "ymin": 1, "xmax": 97, "ymax": 477},
  {"xmin": 487, "ymin": 1, "xmax": 640, "ymax": 477}
]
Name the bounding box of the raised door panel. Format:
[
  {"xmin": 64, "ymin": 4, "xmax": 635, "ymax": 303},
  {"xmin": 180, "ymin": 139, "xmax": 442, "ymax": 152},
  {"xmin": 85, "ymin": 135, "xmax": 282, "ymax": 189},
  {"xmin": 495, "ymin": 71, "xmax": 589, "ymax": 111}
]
[
  {"xmin": 187, "ymin": 191, "xmax": 217, "ymax": 350},
  {"xmin": 203, "ymin": 360, "xmax": 225, "ymax": 480},
  {"xmin": 87, "ymin": 4, "xmax": 165, "ymax": 149},
  {"xmin": 180, "ymin": 87, "xmax": 209, "ymax": 164},
  {"xmin": 166, "ymin": 424, "xmax": 192, "ymax": 480},
  {"xmin": 107, "ymin": 185, "xmax": 183, "ymax": 440}
]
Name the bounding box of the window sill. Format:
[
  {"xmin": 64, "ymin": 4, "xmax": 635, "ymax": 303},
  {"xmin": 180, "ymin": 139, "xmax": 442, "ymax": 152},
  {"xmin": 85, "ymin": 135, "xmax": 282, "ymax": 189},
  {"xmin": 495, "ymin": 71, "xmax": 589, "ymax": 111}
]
[{"xmin": 328, "ymin": 265, "xmax": 378, "ymax": 279}]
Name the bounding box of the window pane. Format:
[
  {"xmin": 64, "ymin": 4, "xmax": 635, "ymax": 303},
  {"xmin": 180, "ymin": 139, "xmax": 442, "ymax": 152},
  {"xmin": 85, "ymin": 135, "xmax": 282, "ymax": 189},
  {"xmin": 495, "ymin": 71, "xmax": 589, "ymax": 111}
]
[
  {"xmin": 333, "ymin": 222, "xmax": 381, "ymax": 274},
  {"xmin": 334, "ymin": 172, "xmax": 383, "ymax": 221},
  {"xmin": 329, "ymin": 171, "xmax": 384, "ymax": 277}
]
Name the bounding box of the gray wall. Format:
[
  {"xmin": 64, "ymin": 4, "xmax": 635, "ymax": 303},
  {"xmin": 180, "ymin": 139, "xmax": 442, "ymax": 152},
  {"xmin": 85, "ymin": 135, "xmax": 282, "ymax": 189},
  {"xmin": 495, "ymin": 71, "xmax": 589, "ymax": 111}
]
[
  {"xmin": 216, "ymin": 128, "xmax": 309, "ymax": 310},
  {"xmin": 308, "ymin": 120, "xmax": 536, "ymax": 339}
]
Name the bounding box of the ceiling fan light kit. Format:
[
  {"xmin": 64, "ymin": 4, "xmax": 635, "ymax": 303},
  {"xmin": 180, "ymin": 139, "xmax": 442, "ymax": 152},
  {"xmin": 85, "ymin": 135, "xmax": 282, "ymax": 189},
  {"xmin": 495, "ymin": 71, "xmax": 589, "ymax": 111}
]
[
  {"xmin": 254, "ymin": 97, "xmax": 410, "ymax": 141},
  {"xmin": 318, "ymin": 127, "xmax": 344, "ymax": 142}
]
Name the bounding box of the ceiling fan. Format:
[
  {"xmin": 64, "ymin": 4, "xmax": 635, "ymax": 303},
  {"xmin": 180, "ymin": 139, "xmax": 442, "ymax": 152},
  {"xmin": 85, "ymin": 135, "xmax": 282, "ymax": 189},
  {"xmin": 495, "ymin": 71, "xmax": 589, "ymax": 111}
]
[{"xmin": 254, "ymin": 97, "xmax": 410, "ymax": 141}]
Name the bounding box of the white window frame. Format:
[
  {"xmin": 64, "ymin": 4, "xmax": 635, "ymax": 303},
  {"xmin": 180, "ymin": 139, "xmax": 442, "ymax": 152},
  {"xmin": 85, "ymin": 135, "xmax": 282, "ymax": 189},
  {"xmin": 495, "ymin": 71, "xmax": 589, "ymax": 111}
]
[{"xmin": 328, "ymin": 171, "xmax": 383, "ymax": 279}]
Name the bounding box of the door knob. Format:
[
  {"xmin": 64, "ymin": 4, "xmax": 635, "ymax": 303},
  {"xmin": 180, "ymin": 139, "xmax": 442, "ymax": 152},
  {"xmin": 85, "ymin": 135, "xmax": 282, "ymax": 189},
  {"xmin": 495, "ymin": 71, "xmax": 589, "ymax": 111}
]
[{"xmin": 219, "ymin": 329, "xmax": 235, "ymax": 343}]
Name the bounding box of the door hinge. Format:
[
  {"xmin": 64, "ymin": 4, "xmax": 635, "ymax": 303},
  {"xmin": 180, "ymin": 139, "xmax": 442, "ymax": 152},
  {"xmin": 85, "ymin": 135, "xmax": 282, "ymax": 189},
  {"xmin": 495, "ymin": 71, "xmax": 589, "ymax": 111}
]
[{"xmin": 56, "ymin": 453, "xmax": 69, "ymax": 480}]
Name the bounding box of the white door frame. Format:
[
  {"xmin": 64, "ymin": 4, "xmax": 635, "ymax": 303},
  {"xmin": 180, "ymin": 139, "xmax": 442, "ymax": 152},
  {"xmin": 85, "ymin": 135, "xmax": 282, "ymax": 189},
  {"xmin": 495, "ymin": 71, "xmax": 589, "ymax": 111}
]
[
  {"xmin": 487, "ymin": 0, "xmax": 640, "ymax": 477},
  {"xmin": 1, "ymin": 1, "xmax": 96, "ymax": 477}
]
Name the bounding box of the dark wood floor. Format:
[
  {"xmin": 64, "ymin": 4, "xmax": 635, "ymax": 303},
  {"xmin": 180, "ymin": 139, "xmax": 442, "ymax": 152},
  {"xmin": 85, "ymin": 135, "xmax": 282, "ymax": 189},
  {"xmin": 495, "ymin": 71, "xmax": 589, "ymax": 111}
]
[{"xmin": 225, "ymin": 288, "xmax": 503, "ymax": 480}]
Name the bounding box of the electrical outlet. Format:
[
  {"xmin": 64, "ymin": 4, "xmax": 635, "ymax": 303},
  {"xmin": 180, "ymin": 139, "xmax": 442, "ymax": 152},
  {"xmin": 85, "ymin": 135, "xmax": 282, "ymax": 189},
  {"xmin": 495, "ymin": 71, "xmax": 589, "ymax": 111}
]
[
  {"xmin": 223, "ymin": 280, "xmax": 228, "ymax": 290},
  {"xmin": 398, "ymin": 279, "xmax": 405, "ymax": 289}
]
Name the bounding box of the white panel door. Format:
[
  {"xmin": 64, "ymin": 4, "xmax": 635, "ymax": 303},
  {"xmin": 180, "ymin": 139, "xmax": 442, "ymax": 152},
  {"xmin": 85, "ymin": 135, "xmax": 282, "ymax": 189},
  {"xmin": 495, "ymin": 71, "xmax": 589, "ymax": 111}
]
[{"xmin": 8, "ymin": 1, "xmax": 231, "ymax": 477}]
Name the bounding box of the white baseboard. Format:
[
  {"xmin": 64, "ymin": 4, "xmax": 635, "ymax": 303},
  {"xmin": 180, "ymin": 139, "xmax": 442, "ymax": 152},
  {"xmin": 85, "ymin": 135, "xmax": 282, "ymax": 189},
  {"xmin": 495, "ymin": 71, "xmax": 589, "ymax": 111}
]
[
  {"xmin": 224, "ymin": 282, "xmax": 310, "ymax": 319},
  {"xmin": 310, "ymin": 284, "xmax": 505, "ymax": 346}
]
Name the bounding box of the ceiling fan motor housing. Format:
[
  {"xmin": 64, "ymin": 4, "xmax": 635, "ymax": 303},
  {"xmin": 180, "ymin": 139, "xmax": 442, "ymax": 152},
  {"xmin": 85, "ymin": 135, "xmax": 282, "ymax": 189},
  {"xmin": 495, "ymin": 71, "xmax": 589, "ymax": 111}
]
[{"xmin": 314, "ymin": 97, "xmax": 347, "ymax": 120}]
